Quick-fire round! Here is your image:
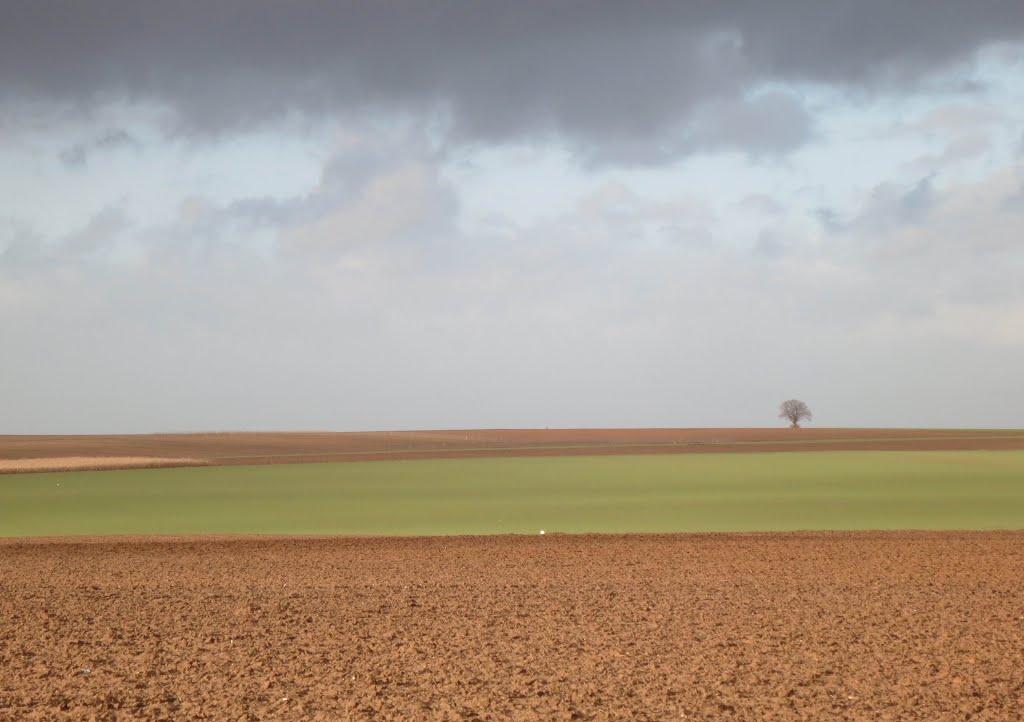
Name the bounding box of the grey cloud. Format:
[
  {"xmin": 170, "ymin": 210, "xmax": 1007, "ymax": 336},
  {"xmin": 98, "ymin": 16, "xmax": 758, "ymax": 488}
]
[
  {"xmin": 128, "ymin": 139, "xmax": 458, "ymax": 265},
  {"xmin": 281, "ymin": 163, "xmax": 457, "ymax": 259},
  {"xmin": 63, "ymin": 207, "xmax": 131, "ymax": 255},
  {"xmin": 814, "ymin": 207, "xmax": 846, "ymax": 234},
  {"xmin": 889, "ymin": 175, "xmax": 937, "ymax": 223},
  {"xmin": 575, "ymin": 90, "xmax": 814, "ymax": 166},
  {"xmin": 835, "ymin": 168, "xmax": 1024, "ymax": 265},
  {"xmin": 906, "ymin": 133, "xmax": 990, "ymax": 174},
  {"xmin": 0, "ymin": 221, "xmax": 45, "ymax": 275},
  {"xmin": 683, "ymin": 91, "xmax": 815, "ymax": 156},
  {"xmin": 57, "ymin": 147, "xmax": 87, "ymax": 168},
  {"xmin": 736, "ymin": 194, "xmax": 785, "ymax": 215},
  {"xmin": 130, "ymin": 195, "xmax": 288, "ymax": 267},
  {"xmin": 4, "ymin": 2, "xmax": 1023, "ymax": 164},
  {"xmin": 58, "ymin": 128, "xmax": 140, "ymax": 167},
  {"xmin": 0, "ymin": 207, "xmax": 130, "ymax": 275},
  {"xmin": 222, "ymin": 138, "xmax": 448, "ymax": 231},
  {"xmin": 146, "ymin": 143, "xmax": 418, "ymax": 237},
  {"xmin": 892, "ymin": 105, "xmax": 1007, "ymax": 137},
  {"xmin": 1002, "ymin": 184, "xmax": 1024, "ymax": 211},
  {"xmin": 817, "ymin": 175, "xmax": 939, "ymax": 234},
  {"xmin": 754, "ymin": 230, "xmax": 790, "ymax": 258},
  {"xmin": 737, "ymin": 1, "xmax": 1024, "ymax": 84},
  {"xmin": 5, "ymin": 164, "xmax": 1024, "ymax": 432}
]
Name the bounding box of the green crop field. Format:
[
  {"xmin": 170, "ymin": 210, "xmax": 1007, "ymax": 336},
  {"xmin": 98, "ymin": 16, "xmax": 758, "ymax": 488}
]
[{"xmin": 2, "ymin": 451, "xmax": 1024, "ymax": 537}]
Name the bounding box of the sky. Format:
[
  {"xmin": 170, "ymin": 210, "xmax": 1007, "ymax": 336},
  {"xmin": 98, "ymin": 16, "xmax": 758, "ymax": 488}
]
[{"xmin": 2, "ymin": 1, "xmax": 1024, "ymax": 433}]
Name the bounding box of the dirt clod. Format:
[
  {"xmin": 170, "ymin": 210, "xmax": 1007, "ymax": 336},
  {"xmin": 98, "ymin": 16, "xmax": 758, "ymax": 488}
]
[{"xmin": 1, "ymin": 532, "xmax": 1022, "ymax": 720}]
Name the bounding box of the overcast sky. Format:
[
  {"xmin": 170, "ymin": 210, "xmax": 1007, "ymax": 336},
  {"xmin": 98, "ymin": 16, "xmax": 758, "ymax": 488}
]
[{"xmin": 2, "ymin": 1, "xmax": 1024, "ymax": 433}]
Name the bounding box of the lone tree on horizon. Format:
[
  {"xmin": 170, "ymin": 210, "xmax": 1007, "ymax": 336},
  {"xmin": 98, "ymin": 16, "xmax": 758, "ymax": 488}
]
[{"xmin": 779, "ymin": 399, "xmax": 812, "ymax": 429}]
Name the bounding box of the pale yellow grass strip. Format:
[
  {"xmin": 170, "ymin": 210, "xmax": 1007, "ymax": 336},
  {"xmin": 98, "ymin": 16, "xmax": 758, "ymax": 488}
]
[{"xmin": 0, "ymin": 457, "xmax": 206, "ymax": 474}]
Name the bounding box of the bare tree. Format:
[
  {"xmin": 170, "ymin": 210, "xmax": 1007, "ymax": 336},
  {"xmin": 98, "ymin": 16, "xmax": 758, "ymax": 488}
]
[{"xmin": 779, "ymin": 399, "xmax": 812, "ymax": 429}]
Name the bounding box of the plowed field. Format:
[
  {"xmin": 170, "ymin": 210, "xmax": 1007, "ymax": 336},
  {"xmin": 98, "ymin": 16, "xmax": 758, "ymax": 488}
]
[
  {"xmin": 5, "ymin": 428, "xmax": 1024, "ymax": 472},
  {"xmin": 3, "ymin": 533, "xmax": 1022, "ymax": 721}
]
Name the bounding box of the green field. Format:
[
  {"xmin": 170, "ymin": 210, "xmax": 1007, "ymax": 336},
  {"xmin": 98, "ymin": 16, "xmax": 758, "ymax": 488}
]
[{"xmin": 2, "ymin": 451, "xmax": 1024, "ymax": 537}]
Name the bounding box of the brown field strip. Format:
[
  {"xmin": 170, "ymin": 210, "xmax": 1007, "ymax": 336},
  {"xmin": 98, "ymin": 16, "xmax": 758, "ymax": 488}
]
[
  {"xmin": 3, "ymin": 428, "xmax": 1024, "ymax": 473},
  {"xmin": 0, "ymin": 457, "xmax": 205, "ymax": 474},
  {"xmin": 1, "ymin": 532, "xmax": 1021, "ymax": 720}
]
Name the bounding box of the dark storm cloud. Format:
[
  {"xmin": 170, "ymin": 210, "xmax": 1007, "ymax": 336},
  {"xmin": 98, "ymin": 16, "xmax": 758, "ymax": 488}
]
[{"xmin": 3, "ymin": 1, "xmax": 1023, "ymax": 163}]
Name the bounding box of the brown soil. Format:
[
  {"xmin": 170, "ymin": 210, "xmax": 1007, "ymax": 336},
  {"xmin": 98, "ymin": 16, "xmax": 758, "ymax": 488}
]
[
  {"xmin": 3, "ymin": 428, "xmax": 1024, "ymax": 473},
  {"xmin": 0, "ymin": 457, "xmax": 204, "ymax": 474},
  {"xmin": 2, "ymin": 532, "xmax": 1022, "ymax": 721}
]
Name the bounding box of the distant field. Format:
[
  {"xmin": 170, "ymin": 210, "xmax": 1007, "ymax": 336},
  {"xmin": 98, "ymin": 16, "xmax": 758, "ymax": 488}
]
[
  {"xmin": 3, "ymin": 427, "xmax": 1024, "ymax": 472},
  {"xmin": 0, "ymin": 456, "xmax": 204, "ymax": 473},
  {"xmin": 3, "ymin": 450, "xmax": 1023, "ymax": 537}
]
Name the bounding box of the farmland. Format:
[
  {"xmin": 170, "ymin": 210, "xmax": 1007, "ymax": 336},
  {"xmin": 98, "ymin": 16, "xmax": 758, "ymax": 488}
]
[
  {"xmin": 4, "ymin": 427, "xmax": 1024, "ymax": 472},
  {"xmin": 2, "ymin": 532, "xmax": 1023, "ymax": 720},
  {"xmin": 3, "ymin": 450, "xmax": 1024, "ymax": 537},
  {"xmin": 3, "ymin": 434, "xmax": 1024, "ymax": 720}
]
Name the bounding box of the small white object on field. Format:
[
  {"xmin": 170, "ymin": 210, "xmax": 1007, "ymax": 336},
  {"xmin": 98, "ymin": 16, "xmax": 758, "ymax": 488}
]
[{"xmin": 539, "ymin": 530, "xmax": 545, "ymax": 535}]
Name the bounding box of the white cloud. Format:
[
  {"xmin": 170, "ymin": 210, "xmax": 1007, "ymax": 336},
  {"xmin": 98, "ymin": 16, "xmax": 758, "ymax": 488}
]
[
  {"xmin": 866, "ymin": 299, "xmax": 1024, "ymax": 347},
  {"xmin": 282, "ymin": 162, "xmax": 456, "ymax": 260},
  {"xmin": 3, "ymin": 27, "xmax": 1024, "ymax": 432}
]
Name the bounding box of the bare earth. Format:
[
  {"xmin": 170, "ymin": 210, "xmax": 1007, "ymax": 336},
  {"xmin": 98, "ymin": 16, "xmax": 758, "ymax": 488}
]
[
  {"xmin": 0, "ymin": 457, "xmax": 204, "ymax": 474},
  {"xmin": 3, "ymin": 428, "xmax": 1024, "ymax": 472},
  {"xmin": 2, "ymin": 533, "xmax": 1022, "ymax": 721}
]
